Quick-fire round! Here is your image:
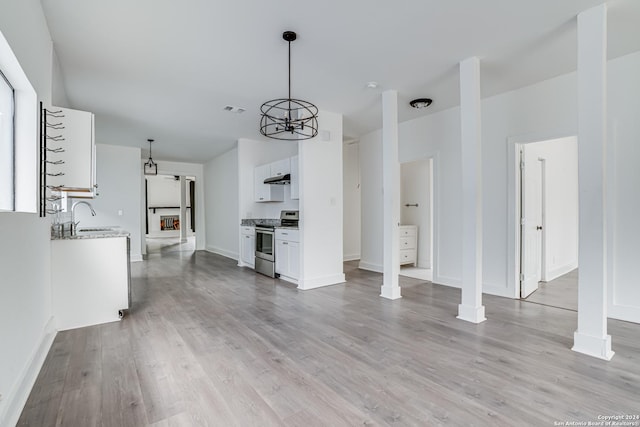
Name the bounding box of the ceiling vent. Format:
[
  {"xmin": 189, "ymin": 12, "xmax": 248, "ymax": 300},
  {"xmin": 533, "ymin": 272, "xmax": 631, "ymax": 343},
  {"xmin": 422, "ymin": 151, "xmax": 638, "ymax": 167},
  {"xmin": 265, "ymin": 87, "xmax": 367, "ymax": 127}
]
[{"xmin": 223, "ymin": 105, "xmax": 246, "ymax": 114}]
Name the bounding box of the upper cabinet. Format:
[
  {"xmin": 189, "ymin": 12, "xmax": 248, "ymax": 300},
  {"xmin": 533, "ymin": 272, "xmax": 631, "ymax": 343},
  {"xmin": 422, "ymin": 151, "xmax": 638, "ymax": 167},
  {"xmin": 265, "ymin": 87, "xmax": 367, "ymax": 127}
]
[
  {"xmin": 270, "ymin": 158, "xmax": 290, "ymax": 177},
  {"xmin": 254, "ymin": 163, "xmax": 284, "ymax": 202},
  {"xmin": 47, "ymin": 106, "xmax": 96, "ymax": 197},
  {"xmin": 290, "ymin": 155, "xmax": 299, "ymax": 200}
]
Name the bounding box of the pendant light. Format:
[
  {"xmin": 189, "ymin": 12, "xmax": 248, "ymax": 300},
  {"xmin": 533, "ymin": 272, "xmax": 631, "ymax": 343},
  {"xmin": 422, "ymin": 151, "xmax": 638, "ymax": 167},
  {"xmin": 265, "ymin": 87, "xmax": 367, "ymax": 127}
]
[
  {"xmin": 260, "ymin": 31, "xmax": 318, "ymax": 140},
  {"xmin": 144, "ymin": 139, "xmax": 157, "ymax": 175}
]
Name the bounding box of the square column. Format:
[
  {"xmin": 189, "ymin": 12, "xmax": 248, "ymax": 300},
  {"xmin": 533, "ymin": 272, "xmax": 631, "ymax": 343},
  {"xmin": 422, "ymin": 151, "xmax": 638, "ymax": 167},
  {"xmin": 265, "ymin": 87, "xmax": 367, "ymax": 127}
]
[
  {"xmin": 380, "ymin": 90, "xmax": 401, "ymax": 300},
  {"xmin": 457, "ymin": 57, "xmax": 486, "ymax": 323},
  {"xmin": 572, "ymin": 4, "xmax": 614, "ymax": 360}
]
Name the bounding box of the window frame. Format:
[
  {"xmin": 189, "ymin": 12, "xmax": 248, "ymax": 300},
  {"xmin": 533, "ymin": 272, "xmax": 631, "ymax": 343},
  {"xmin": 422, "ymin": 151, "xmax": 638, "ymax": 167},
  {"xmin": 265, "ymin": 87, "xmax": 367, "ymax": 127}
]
[{"xmin": 0, "ymin": 67, "xmax": 16, "ymax": 212}]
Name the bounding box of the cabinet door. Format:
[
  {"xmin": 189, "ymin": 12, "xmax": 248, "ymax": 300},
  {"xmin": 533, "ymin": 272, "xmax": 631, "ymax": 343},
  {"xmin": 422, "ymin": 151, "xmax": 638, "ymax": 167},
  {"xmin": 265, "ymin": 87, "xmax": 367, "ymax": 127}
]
[
  {"xmin": 288, "ymin": 241, "xmax": 299, "ymax": 279},
  {"xmin": 47, "ymin": 106, "xmax": 95, "ymax": 192},
  {"xmin": 270, "ymin": 158, "xmax": 290, "ymax": 177},
  {"xmin": 275, "ymin": 239, "xmax": 289, "ymax": 275},
  {"xmin": 290, "ymin": 155, "xmax": 299, "ymax": 200},
  {"xmin": 241, "ymin": 234, "xmax": 255, "ymax": 266},
  {"xmin": 254, "ymin": 164, "xmax": 271, "ymax": 202}
]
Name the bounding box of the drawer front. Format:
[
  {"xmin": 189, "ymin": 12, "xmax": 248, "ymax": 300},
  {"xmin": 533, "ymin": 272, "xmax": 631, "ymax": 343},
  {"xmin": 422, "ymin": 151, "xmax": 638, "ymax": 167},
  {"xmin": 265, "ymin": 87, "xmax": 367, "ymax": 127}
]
[
  {"xmin": 241, "ymin": 226, "xmax": 255, "ymax": 236},
  {"xmin": 276, "ymin": 228, "xmax": 299, "ymax": 242},
  {"xmin": 399, "ymin": 226, "xmax": 417, "ymax": 237},
  {"xmin": 400, "ymin": 236, "xmax": 416, "ymax": 249},
  {"xmin": 400, "ymin": 249, "xmax": 416, "ymax": 264}
]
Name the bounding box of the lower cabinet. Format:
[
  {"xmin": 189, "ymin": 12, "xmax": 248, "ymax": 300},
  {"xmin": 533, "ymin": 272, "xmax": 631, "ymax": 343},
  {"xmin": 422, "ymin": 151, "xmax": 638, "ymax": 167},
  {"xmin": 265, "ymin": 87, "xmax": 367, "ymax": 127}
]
[
  {"xmin": 399, "ymin": 225, "xmax": 418, "ymax": 266},
  {"xmin": 275, "ymin": 228, "xmax": 299, "ymax": 283},
  {"xmin": 51, "ymin": 236, "xmax": 129, "ymax": 331},
  {"xmin": 240, "ymin": 226, "xmax": 255, "ymax": 268}
]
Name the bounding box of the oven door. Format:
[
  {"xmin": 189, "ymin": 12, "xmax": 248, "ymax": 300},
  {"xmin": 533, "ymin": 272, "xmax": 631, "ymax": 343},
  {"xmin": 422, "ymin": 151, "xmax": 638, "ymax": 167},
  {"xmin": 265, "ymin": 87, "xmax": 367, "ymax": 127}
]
[{"xmin": 255, "ymin": 228, "xmax": 275, "ymax": 262}]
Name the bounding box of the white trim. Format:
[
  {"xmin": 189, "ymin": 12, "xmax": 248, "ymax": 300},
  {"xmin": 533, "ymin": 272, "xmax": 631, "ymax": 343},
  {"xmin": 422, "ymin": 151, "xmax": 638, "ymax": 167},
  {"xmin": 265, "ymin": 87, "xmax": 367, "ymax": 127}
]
[
  {"xmin": 546, "ymin": 262, "xmax": 578, "ymax": 283},
  {"xmin": 457, "ymin": 304, "xmax": 486, "ymax": 324},
  {"xmin": 358, "ymin": 261, "xmax": 382, "ymax": 273},
  {"xmin": 432, "ymin": 274, "xmax": 460, "ymax": 289},
  {"xmin": 297, "ymin": 273, "xmax": 346, "ymax": 290},
  {"xmin": 343, "ymin": 253, "xmax": 360, "ymax": 262},
  {"xmin": 609, "ymin": 303, "xmax": 640, "ymax": 324},
  {"xmin": 380, "ymin": 284, "xmax": 402, "ymax": 300},
  {"xmin": 0, "ymin": 317, "xmax": 56, "ymax": 427},
  {"xmin": 278, "ymin": 275, "xmax": 298, "ymax": 285},
  {"xmin": 205, "ymin": 245, "xmax": 238, "ymax": 261},
  {"xmin": 130, "ymin": 254, "xmax": 143, "ymax": 263},
  {"xmin": 572, "ymin": 331, "xmax": 614, "ymax": 360}
]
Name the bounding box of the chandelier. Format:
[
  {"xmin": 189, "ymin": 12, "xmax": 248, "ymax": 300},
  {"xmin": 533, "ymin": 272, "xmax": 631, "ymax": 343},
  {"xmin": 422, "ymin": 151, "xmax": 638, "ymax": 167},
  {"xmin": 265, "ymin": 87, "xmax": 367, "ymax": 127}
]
[
  {"xmin": 260, "ymin": 31, "xmax": 318, "ymax": 140},
  {"xmin": 144, "ymin": 139, "xmax": 157, "ymax": 175}
]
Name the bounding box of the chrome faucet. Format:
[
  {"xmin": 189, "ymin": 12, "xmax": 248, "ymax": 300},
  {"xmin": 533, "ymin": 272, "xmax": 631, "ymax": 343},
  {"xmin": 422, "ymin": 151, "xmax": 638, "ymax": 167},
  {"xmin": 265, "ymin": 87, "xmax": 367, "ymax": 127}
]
[{"xmin": 71, "ymin": 201, "xmax": 96, "ymax": 233}]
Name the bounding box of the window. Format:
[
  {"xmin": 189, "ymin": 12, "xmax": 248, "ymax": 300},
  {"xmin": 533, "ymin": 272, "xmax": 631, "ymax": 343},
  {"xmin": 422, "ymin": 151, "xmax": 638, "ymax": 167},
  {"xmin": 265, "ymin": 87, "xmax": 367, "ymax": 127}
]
[{"xmin": 0, "ymin": 69, "xmax": 14, "ymax": 211}]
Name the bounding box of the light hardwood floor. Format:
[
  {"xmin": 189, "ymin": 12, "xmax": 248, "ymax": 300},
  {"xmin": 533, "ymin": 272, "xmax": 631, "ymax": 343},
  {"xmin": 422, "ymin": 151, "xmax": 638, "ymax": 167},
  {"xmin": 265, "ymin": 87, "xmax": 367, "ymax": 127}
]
[{"xmin": 18, "ymin": 252, "xmax": 640, "ymax": 426}]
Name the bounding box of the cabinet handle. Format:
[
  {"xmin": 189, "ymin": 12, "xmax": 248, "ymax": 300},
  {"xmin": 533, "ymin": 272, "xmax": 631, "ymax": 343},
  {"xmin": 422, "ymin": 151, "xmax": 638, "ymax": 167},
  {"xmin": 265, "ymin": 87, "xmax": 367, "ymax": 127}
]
[
  {"xmin": 259, "ymin": 197, "xmax": 264, "ymax": 200},
  {"xmin": 282, "ymin": 232, "xmax": 288, "ymax": 235},
  {"xmin": 276, "ymin": 173, "xmax": 282, "ymax": 176},
  {"xmin": 245, "ymin": 236, "xmax": 250, "ymax": 238},
  {"xmin": 283, "ymin": 242, "xmax": 288, "ymax": 245}
]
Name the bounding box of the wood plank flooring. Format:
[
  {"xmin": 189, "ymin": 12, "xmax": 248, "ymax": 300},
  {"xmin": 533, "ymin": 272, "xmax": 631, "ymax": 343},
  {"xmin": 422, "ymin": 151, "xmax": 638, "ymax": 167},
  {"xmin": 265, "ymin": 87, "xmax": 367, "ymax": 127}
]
[
  {"xmin": 524, "ymin": 269, "xmax": 578, "ymax": 311},
  {"xmin": 18, "ymin": 252, "xmax": 640, "ymax": 426}
]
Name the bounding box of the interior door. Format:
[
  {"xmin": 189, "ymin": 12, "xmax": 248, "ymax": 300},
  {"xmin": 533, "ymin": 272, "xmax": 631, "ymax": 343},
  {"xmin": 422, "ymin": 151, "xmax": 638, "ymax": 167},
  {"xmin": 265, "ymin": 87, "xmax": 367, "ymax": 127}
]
[{"xmin": 520, "ymin": 147, "xmax": 543, "ymax": 298}]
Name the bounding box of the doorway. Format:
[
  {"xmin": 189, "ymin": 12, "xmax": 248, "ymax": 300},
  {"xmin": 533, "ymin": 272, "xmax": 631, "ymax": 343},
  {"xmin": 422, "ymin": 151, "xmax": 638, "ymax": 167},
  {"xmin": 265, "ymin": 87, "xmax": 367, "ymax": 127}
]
[
  {"xmin": 517, "ymin": 137, "xmax": 578, "ymax": 308},
  {"xmin": 399, "ymin": 158, "xmax": 434, "ymax": 282},
  {"xmin": 144, "ymin": 174, "xmax": 196, "ymax": 255}
]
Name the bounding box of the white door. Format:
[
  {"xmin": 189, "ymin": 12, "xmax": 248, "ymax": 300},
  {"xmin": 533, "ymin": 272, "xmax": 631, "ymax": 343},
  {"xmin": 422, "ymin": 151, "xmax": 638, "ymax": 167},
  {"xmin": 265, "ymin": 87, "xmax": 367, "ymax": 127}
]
[{"xmin": 520, "ymin": 147, "xmax": 543, "ymax": 298}]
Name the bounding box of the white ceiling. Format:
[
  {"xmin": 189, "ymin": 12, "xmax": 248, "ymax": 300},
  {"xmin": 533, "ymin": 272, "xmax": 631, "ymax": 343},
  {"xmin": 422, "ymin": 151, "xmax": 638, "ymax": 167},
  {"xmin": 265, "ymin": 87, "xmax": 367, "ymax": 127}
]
[{"xmin": 40, "ymin": 0, "xmax": 640, "ymax": 163}]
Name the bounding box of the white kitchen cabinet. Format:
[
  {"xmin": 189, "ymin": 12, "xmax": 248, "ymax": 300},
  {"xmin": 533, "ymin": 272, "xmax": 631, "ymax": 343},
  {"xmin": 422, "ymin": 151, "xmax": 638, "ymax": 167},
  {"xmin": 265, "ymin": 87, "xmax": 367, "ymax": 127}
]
[
  {"xmin": 51, "ymin": 236, "xmax": 129, "ymax": 331},
  {"xmin": 240, "ymin": 226, "xmax": 255, "ymax": 268},
  {"xmin": 275, "ymin": 228, "xmax": 299, "ymax": 283},
  {"xmin": 270, "ymin": 158, "xmax": 290, "ymax": 177},
  {"xmin": 290, "ymin": 155, "xmax": 299, "ymax": 200},
  {"xmin": 399, "ymin": 225, "xmax": 418, "ymax": 266},
  {"xmin": 254, "ymin": 163, "xmax": 284, "ymax": 202},
  {"xmin": 47, "ymin": 106, "xmax": 96, "ymax": 196}
]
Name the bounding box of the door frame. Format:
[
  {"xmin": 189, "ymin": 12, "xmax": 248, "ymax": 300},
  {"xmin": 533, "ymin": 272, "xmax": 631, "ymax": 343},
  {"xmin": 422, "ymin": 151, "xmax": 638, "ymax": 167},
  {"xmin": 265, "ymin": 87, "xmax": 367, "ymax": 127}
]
[{"xmin": 507, "ymin": 133, "xmax": 574, "ymax": 299}]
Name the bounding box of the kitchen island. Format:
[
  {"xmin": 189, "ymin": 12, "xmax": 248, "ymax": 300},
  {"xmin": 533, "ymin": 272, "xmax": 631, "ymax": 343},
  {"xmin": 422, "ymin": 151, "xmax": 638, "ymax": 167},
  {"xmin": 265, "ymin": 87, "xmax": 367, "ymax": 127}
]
[{"xmin": 51, "ymin": 227, "xmax": 130, "ymax": 331}]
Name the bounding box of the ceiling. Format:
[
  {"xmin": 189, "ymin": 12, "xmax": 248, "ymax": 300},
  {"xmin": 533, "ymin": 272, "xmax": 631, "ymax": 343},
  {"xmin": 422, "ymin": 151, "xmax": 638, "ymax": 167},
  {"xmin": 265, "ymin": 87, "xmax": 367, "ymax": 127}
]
[{"xmin": 40, "ymin": 0, "xmax": 640, "ymax": 163}]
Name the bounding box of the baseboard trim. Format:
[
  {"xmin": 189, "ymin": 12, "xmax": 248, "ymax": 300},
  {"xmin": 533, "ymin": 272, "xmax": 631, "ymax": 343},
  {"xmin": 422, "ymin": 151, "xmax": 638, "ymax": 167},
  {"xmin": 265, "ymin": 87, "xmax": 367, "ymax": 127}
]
[
  {"xmin": 432, "ymin": 274, "xmax": 461, "ymax": 289},
  {"xmin": 545, "ymin": 262, "xmax": 577, "ymax": 282},
  {"xmin": 343, "ymin": 253, "xmax": 360, "ymax": 262},
  {"xmin": 130, "ymin": 254, "xmax": 143, "ymax": 263},
  {"xmin": 358, "ymin": 261, "xmax": 382, "ymax": 273},
  {"xmin": 572, "ymin": 331, "xmax": 614, "ymax": 360},
  {"xmin": 205, "ymin": 246, "xmax": 238, "ymax": 261},
  {"xmin": 609, "ymin": 303, "xmax": 640, "ymax": 324},
  {"xmin": 298, "ymin": 273, "xmax": 346, "ymax": 290},
  {"xmin": 1, "ymin": 316, "xmax": 57, "ymax": 427}
]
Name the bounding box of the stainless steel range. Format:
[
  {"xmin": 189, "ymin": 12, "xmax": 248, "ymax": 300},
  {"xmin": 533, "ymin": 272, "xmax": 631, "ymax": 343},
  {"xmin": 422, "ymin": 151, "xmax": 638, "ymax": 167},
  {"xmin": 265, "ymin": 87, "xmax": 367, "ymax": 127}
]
[{"xmin": 254, "ymin": 210, "xmax": 299, "ymax": 278}]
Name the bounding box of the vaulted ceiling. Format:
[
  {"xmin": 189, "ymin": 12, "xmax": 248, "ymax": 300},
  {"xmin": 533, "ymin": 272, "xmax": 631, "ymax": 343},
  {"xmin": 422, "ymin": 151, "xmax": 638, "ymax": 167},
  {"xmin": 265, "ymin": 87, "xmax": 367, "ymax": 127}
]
[{"xmin": 40, "ymin": 0, "xmax": 640, "ymax": 163}]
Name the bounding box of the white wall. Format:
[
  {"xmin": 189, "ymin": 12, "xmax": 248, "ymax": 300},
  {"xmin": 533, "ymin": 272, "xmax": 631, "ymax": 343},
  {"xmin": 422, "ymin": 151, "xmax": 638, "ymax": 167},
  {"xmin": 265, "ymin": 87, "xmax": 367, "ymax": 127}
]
[
  {"xmin": 0, "ymin": 1, "xmax": 59, "ymax": 425},
  {"xmin": 73, "ymin": 144, "xmax": 143, "ymax": 261},
  {"xmin": 298, "ymin": 111, "xmax": 345, "ymax": 289},
  {"xmin": 204, "ymin": 147, "xmax": 239, "ymax": 260},
  {"xmin": 343, "ymin": 142, "xmax": 361, "ymax": 261},
  {"xmin": 522, "ymin": 137, "xmax": 578, "ymax": 282},
  {"xmin": 360, "ymin": 50, "xmax": 640, "ymax": 324},
  {"xmin": 401, "ymin": 159, "xmax": 432, "ymax": 269}
]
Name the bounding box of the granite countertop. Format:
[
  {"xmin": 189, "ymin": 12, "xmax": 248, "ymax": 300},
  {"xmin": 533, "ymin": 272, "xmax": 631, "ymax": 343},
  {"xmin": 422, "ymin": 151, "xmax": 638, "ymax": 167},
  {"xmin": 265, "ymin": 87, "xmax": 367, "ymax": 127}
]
[
  {"xmin": 241, "ymin": 219, "xmax": 298, "ymax": 230},
  {"xmin": 51, "ymin": 226, "xmax": 130, "ymax": 240}
]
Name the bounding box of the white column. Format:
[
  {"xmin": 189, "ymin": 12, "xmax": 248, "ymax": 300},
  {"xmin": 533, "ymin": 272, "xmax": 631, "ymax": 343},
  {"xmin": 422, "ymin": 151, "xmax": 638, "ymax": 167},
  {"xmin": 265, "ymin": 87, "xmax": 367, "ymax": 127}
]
[
  {"xmin": 457, "ymin": 57, "xmax": 486, "ymax": 323},
  {"xmin": 380, "ymin": 90, "xmax": 401, "ymax": 300},
  {"xmin": 179, "ymin": 176, "xmax": 187, "ymax": 243},
  {"xmin": 572, "ymin": 4, "xmax": 614, "ymax": 360}
]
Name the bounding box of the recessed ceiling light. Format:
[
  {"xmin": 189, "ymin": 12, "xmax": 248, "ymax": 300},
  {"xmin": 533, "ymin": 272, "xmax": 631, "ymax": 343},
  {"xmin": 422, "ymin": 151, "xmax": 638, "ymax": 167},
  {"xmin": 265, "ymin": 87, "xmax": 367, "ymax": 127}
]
[
  {"xmin": 409, "ymin": 98, "xmax": 433, "ymax": 109},
  {"xmin": 366, "ymin": 81, "xmax": 379, "ymax": 89}
]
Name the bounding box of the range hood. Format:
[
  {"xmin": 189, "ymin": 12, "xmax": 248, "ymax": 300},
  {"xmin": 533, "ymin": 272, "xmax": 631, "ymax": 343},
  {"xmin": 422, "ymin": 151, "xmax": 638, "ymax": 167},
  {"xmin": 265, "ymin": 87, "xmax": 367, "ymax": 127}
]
[{"xmin": 264, "ymin": 173, "xmax": 291, "ymax": 185}]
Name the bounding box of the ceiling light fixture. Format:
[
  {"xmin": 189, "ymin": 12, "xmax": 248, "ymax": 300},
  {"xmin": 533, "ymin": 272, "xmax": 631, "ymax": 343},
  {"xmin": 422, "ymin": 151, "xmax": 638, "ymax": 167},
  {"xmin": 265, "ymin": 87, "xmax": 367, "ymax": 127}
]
[
  {"xmin": 260, "ymin": 31, "xmax": 318, "ymax": 140},
  {"xmin": 409, "ymin": 98, "xmax": 433, "ymax": 109},
  {"xmin": 366, "ymin": 81, "xmax": 379, "ymax": 89},
  {"xmin": 144, "ymin": 139, "xmax": 157, "ymax": 175}
]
